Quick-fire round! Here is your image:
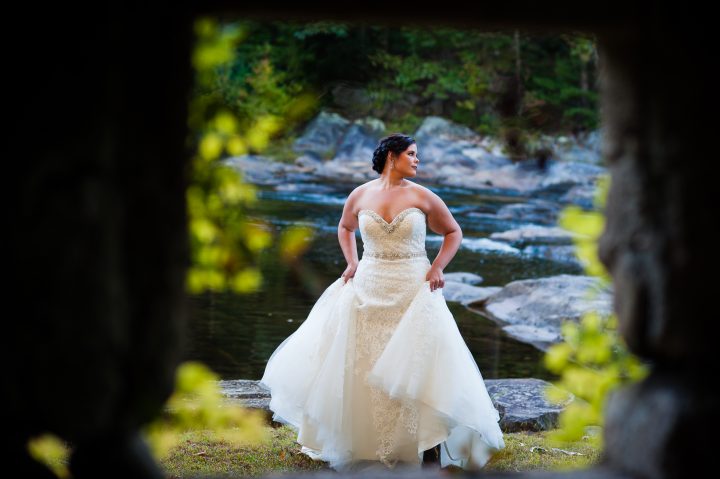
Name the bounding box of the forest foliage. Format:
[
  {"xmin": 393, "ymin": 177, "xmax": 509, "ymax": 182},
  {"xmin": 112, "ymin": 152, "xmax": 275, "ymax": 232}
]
[{"xmin": 213, "ymin": 19, "xmax": 599, "ymax": 144}]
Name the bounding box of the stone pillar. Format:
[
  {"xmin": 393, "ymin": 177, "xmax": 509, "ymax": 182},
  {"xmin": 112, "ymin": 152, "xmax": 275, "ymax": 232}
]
[
  {"xmin": 9, "ymin": 4, "xmax": 194, "ymax": 478},
  {"xmin": 596, "ymin": 10, "xmax": 716, "ymax": 479}
]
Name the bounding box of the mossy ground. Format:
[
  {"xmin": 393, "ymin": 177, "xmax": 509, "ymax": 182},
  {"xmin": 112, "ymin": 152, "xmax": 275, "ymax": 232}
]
[{"xmin": 159, "ymin": 425, "xmax": 602, "ymax": 477}]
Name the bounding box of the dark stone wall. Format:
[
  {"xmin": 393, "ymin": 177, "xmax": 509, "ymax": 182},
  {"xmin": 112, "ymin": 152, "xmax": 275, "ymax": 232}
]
[
  {"xmin": 9, "ymin": 4, "xmax": 194, "ymax": 478},
  {"xmin": 595, "ymin": 10, "xmax": 716, "ymax": 479}
]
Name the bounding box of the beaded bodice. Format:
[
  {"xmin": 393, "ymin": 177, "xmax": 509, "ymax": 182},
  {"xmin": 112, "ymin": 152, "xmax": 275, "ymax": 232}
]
[{"xmin": 358, "ymin": 207, "xmax": 427, "ymax": 260}]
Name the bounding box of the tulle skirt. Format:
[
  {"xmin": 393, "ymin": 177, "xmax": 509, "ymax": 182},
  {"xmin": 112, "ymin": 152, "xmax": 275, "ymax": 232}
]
[{"xmin": 259, "ymin": 255, "xmax": 505, "ymax": 472}]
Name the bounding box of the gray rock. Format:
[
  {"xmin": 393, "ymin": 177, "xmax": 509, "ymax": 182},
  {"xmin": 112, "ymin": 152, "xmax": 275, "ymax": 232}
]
[
  {"xmin": 294, "ymin": 153, "xmax": 323, "ymax": 170},
  {"xmin": 472, "ymin": 274, "xmax": 613, "ymax": 351},
  {"xmin": 461, "ymin": 148, "xmax": 512, "ymax": 169},
  {"xmin": 292, "ymin": 110, "xmax": 350, "ymax": 158},
  {"xmin": 414, "ymin": 138, "xmax": 481, "ymax": 166},
  {"xmin": 414, "ymin": 116, "xmax": 482, "ymax": 144},
  {"xmin": 460, "ymin": 237, "xmax": 522, "ymax": 254},
  {"xmin": 332, "ymin": 118, "xmax": 385, "ymax": 164},
  {"xmin": 496, "ymin": 200, "xmax": 561, "ymax": 225},
  {"xmin": 560, "ymin": 183, "xmax": 600, "ymax": 209},
  {"xmin": 422, "ymin": 164, "xmax": 475, "ymax": 183},
  {"xmin": 222, "ymin": 154, "xmax": 288, "ymax": 185},
  {"xmin": 219, "ymin": 379, "xmax": 270, "ymax": 409},
  {"xmin": 552, "ymin": 129, "xmax": 605, "ymax": 165},
  {"xmin": 282, "ymin": 171, "xmax": 322, "ymax": 184},
  {"xmin": 412, "ymin": 117, "xmax": 503, "ymax": 171},
  {"xmin": 485, "ymin": 378, "xmax": 576, "ymax": 432},
  {"xmin": 442, "ymin": 163, "xmax": 543, "ymax": 192},
  {"xmin": 583, "ymin": 129, "xmax": 604, "ymax": 160},
  {"xmin": 219, "ymin": 378, "xmax": 575, "ymax": 432},
  {"xmin": 442, "ymin": 282, "xmax": 501, "ymax": 305},
  {"xmin": 538, "ymin": 160, "xmax": 607, "ymax": 190},
  {"xmin": 490, "ymin": 225, "xmax": 584, "ymax": 247},
  {"xmin": 316, "ymin": 159, "xmax": 375, "ymax": 183},
  {"xmin": 522, "ymin": 244, "xmax": 585, "ymax": 267}
]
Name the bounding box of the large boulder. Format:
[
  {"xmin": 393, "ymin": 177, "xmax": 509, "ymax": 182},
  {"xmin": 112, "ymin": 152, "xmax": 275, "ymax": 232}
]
[
  {"xmin": 332, "ymin": 117, "xmax": 385, "ymax": 164},
  {"xmin": 485, "ymin": 378, "xmax": 576, "ymax": 432},
  {"xmin": 413, "ymin": 116, "xmax": 508, "ymax": 171},
  {"xmin": 292, "ymin": 110, "xmax": 350, "ymax": 158},
  {"xmin": 471, "ymin": 274, "xmax": 613, "ymax": 351}
]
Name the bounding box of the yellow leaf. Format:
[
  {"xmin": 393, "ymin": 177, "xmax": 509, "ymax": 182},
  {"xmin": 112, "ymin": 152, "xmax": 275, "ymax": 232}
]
[
  {"xmin": 199, "ymin": 132, "xmax": 223, "ymax": 162},
  {"xmin": 232, "ymin": 267, "xmax": 262, "ymax": 293},
  {"xmin": 245, "ymin": 225, "xmax": 272, "ymax": 252},
  {"xmin": 27, "ymin": 434, "xmax": 70, "ymax": 479},
  {"xmin": 280, "ymin": 226, "xmax": 314, "ymax": 262},
  {"xmin": 247, "ymin": 115, "xmax": 283, "ymax": 151},
  {"xmin": 190, "ymin": 218, "xmax": 218, "ymax": 243},
  {"xmin": 544, "ymin": 343, "xmax": 572, "ymax": 372},
  {"xmin": 227, "ymin": 135, "xmax": 248, "ymax": 156},
  {"xmin": 214, "ymin": 111, "xmax": 238, "ymax": 135}
]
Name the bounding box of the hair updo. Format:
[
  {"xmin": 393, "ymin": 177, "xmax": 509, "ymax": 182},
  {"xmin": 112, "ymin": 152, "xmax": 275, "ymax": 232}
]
[{"xmin": 371, "ymin": 133, "xmax": 416, "ymax": 174}]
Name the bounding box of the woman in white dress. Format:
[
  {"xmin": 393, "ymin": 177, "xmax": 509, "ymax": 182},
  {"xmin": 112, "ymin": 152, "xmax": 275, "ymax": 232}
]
[{"xmin": 259, "ymin": 133, "xmax": 505, "ymax": 473}]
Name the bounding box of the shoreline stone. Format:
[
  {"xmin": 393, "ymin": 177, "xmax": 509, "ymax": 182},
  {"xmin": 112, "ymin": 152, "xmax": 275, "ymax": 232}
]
[{"xmin": 470, "ymin": 274, "xmax": 613, "ymax": 351}]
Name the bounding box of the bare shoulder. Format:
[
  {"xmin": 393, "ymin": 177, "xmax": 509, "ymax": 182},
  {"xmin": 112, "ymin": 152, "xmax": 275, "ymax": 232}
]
[
  {"xmin": 354, "ymin": 179, "xmax": 378, "ymax": 194},
  {"xmin": 340, "ymin": 181, "xmax": 374, "ymax": 229},
  {"xmin": 344, "ymin": 179, "xmax": 378, "ymax": 211},
  {"xmin": 406, "ymin": 181, "xmax": 442, "ymax": 209},
  {"xmin": 411, "ymin": 182, "xmax": 458, "ymax": 234}
]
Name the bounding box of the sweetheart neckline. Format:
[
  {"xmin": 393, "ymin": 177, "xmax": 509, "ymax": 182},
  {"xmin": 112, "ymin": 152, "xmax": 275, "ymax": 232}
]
[{"xmin": 357, "ymin": 207, "xmax": 426, "ymax": 226}]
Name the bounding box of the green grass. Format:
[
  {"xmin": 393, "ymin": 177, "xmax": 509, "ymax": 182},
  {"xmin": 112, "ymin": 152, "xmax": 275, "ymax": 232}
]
[
  {"xmin": 159, "ymin": 425, "xmax": 602, "ymax": 478},
  {"xmin": 160, "ymin": 425, "xmax": 331, "ymax": 478},
  {"xmin": 484, "ymin": 430, "xmax": 602, "ymax": 473}
]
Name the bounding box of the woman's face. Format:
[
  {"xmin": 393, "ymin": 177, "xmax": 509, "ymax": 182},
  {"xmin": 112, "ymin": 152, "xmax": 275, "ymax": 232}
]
[{"xmin": 389, "ymin": 144, "xmax": 419, "ymax": 177}]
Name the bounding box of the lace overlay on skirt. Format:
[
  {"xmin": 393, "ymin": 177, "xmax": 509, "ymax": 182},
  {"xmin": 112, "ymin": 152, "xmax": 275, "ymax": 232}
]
[
  {"xmin": 355, "ymin": 299, "xmax": 419, "ymax": 467},
  {"xmin": 259, "ymin": 208, "xmax": 505, "ymax": 472}
]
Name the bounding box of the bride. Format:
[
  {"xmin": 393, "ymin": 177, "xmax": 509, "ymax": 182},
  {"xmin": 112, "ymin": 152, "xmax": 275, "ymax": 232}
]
[{"xmin": 259, "ymin": 133, "xmax": 505, "ymax": 472}]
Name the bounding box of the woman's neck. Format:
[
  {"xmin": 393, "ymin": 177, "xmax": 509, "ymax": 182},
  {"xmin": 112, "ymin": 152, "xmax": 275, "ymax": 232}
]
[{"xmin": 378, "ymin": 175, "xmax": 405, "ymax": 190}]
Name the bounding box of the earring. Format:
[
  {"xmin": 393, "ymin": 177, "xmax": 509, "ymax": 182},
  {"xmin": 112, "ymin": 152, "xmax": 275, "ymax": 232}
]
[{"xmin": 390, "ymin": 160, "xmax": 395, "ymax": 170}]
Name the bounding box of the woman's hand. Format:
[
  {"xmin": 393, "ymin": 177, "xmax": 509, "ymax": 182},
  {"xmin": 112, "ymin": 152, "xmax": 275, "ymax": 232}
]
[
  {"xmin": 426, "ymin": 265, "xmax": 445, "ymax": 292},
  {"xmin": 341, "ymin": 262, "xmax": 358, "ymax": 283}
]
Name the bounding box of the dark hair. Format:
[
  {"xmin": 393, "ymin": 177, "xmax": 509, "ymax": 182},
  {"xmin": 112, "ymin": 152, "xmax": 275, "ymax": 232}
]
[{"xmin": 371, "ymin": 133, "xmax": 416, "ymax": 174}]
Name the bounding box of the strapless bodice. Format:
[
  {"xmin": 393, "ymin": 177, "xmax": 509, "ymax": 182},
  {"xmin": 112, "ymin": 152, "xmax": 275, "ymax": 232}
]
[{"xmin": 358, "ymin": 207, "xmax": 427, "ymax": 260}]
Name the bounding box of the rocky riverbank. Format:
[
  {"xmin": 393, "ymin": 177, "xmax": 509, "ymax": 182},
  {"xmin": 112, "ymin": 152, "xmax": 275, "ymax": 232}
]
[{"xmin": 223, "ymin": 111, "xmax": 607, "ymax": 210}]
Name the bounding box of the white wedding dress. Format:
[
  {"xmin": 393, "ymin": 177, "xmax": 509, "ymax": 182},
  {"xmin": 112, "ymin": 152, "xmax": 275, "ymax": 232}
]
[{"xmin": 259, "ymin": 207, "xmax": 505, "ymax": 472}]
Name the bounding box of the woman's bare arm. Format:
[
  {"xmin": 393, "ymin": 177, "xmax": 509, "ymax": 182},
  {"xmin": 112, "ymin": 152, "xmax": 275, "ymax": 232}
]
[
  {"xmin": 423, "ymin": 189, "xmax": 463, "ymax": 291},
  {"xmin": 338, "ymin": 188, "xmax": 361, "ymax": 282}
]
